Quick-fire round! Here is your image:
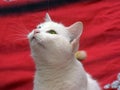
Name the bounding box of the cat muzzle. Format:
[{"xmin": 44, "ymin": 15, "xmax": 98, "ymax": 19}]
[{"xmin": 34, "ymin": 29, "xmax": 40, "ymax": 35}]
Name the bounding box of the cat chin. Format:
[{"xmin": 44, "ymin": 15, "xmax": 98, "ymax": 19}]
[{"xmin": 30, "ymin": 38, "xmax": 45, "ymax": 50}]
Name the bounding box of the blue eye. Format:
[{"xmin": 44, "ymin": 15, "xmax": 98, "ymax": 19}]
[
  {"xmin": 47, "ymin": 30, "xmax": 57, "ymax": 34},
  {"xmin": 37, "ymin": 26, "xmax": 41, "ymax": 29}
]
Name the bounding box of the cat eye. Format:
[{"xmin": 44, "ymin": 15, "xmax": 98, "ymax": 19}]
[
  {"xmin": 47, "ymin": 30, "xmax": 57, "ymax": 34},
  {"xmin": 37, "ymin": 26, "xmax": 41, "ymax": 29}
]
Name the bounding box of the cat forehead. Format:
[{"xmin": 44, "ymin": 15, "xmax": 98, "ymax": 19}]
[
  {"xmin": 37, "ymin": 22, "xmax": 69, "ymax": 34},
  {"xmin": 37, "ymin": 21, "xmax": 71, "ymax": 40},
  {"xmin": 37, "ymin": 22, "xmax": 65, "ymax": 29}
]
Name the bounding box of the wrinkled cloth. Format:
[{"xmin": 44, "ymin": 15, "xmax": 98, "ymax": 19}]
[{"xmin": 0, "ymin": 0, "xmax": 120, "ymax": 90}]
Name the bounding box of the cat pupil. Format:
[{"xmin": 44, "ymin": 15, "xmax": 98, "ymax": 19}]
[{"xmin": 47, "ymin": 30, "xmax": 57, "ymax": 34}]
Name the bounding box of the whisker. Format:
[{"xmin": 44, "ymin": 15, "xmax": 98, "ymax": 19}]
[
  {"xmin": 12, "ymin": 34, "xmax": 28, "ymax": 37},
  {"xmin": 17, "ymin": 18, "xmax": 31, "ymax": 34},
  {"xmin": 7, "ymin": 18, "xmax": 32, "ymax": 42},
  {"xmin": 13, "ymin": 38, "xmax": 28, "ymax": 41},
  {"xmin": 7, "ymin": 34, "xmax": 28, "ymax": 42},
  {"xmin": 10, "ymin": 28, "xmax": 30, "ymax": 41},
  {"xmin": 12, "ymin": 30, "xmax": 29, "ymax": 36},
  {"xmin": 9, "ymin": 37, "xmax": 27, "ymax": 40}
]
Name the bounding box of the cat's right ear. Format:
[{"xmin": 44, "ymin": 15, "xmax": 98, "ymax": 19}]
[
  {"xmin": 67, "ymin": 22, "xmax": 83, "ymax": 40},
  {"xmin": 45, "ymin": 13, "xmax": 52, "ymax": 22},
  {"xmin": 67, "ymin": 22, "xmax": 83, "ymax": 53}
]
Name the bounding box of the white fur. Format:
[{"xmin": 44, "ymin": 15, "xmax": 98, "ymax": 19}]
[{"xmin": 28, "ymin": 14, "xmax": 101, "ymax": 90}]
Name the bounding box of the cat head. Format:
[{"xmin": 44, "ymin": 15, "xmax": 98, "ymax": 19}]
[{"xmin": 28, "ymin": 13, "xmax": 83, "ymax": 66}]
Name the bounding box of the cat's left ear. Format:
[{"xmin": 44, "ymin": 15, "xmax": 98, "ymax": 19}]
[
  {"xmin": 67, "ymin": 22, "xmax": 83, "ymax": 53},
  {"xmin": 45, "ymin": 13, "xmax": 52, "ymax": 22}
]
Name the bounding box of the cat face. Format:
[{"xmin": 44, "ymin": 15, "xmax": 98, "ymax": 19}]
[{"xmin": 28, "ymin": 13, "xmax": 83, "ymax": 66}]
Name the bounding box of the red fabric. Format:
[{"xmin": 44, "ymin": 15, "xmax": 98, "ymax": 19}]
[{"xmin": 0, "ymin": 0, "xmax": 120, "ymax": 90}]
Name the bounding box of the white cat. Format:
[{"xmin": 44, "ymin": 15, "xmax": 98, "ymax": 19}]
[{"xmin": 28, "ymin": 13, "xmax": 101, "ymax": 90}]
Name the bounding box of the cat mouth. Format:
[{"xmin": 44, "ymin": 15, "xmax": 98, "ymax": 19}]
[
  {"xmin": 31, "ymin": 36, "xmax": 36, "ymax": 41},
  {"xmin": 31, "ymin": 36, "xmax": 45, "ymax": 48}
]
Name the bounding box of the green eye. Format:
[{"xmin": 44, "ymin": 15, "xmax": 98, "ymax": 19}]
[{"xmin": 47, "ymin": 30, "xmax": 57, "ymax": 34}]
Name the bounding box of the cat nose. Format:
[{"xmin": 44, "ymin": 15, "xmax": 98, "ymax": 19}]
[{"xmin": 34, "ymin": 29, "xmax": 40, "ymax": 34}]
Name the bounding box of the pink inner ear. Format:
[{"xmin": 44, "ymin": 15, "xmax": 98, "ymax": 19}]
[
  {"xmin": 45, "ymin": 13, "xmax": 52, "ymax": 22},
  {"xmin": 67, "ymin": 22, "xmax": 83, "ymax": 40}
]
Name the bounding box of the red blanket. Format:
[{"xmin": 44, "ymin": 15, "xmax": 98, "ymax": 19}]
[{"xmin": 0, "ymin": 0, "xmax": 120, "ymax": 90}]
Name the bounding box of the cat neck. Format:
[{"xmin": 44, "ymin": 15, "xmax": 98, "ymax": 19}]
[
  {"xmin": 34, "ymin": 55, "xmax": 87, "ymax": 90},
  {"xmin": 35, "ymin": 56, "xmax": 76, "ymax": 71},
  {"xmin": 34, "ymin": 56, "xmax": 80, "ymax": 80}
]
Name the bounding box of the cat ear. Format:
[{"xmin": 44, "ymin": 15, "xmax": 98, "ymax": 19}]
[
  {"xmin": 67, "ymin": 22, "xmax": 83, "ymax": 40},
  {"xmin": 45, "ymin": 13, "xmax": 52, "ymax": 22},
  {"xmin": 67, "ymin": 22, "xmax": 83, "ymax": 53}
]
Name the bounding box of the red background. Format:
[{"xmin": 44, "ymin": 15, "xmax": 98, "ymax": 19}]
[{"xmin": 0, "ymin": 0, "xmax": 120, "ymax": 90}]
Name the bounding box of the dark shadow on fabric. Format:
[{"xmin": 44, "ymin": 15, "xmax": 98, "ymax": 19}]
[{"xmin": 0, "ymin": 0, "xmax": 100, "ymax": 16}]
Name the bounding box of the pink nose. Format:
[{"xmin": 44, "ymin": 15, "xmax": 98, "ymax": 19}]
[{"xmin": 34, "ymin": 29, "xmax": 40, "ymax": 34}]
